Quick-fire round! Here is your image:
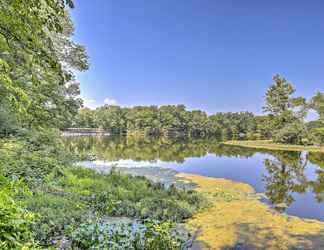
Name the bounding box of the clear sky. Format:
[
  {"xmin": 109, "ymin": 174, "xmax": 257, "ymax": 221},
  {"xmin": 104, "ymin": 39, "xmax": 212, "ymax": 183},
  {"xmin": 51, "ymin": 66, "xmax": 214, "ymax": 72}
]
[{"xmin": 71, "ymin": 0, "xmax": 324, "ymax": 114}]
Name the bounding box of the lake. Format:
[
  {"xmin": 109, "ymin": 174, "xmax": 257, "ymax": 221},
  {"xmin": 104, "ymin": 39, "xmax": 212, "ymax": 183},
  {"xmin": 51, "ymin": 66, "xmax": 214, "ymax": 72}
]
[{"xmin": 63, "ymin": 136, "xmax": 324, "ymax": 221}]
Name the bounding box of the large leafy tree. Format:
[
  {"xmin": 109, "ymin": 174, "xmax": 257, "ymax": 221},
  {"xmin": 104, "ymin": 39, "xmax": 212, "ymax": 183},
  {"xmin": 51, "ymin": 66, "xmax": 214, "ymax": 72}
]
[
  {"xmin": 0, "ymin": 0, "xmax": 88, "ymax": 132},
  {"xmin": 263, "ymin": 75, "xmax": 307, "ymax": 144}
]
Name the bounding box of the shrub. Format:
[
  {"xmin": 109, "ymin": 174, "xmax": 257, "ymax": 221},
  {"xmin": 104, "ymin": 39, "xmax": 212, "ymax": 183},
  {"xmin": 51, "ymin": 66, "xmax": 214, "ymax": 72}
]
[
  {"xmin": 23, "ymin": 167, "xmax": 204, "ymax": 247},
  {"xmin": 0, "ymin": 130, "xmax": 74, "ymax": 185},
  {"xmin": 0, "ymin": 176, "xmax": 37, "ymax": 249},
  {"xmin": 59, "ymin": 167, "xmax": 204, "ymax": 221},
  {"xmin": 25, "ymin": 192, "xmax": 86, "ymax": 247}
]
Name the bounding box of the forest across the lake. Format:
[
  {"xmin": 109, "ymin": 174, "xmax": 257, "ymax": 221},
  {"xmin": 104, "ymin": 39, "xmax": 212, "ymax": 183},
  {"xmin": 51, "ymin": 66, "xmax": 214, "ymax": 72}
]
[
  {"xmin": 1, "ymin": 1, "xmax": 324, "ymax": 250},
  {"xmin": 72, "ymin": 76, "xmax": 324, "ymax": 147}
]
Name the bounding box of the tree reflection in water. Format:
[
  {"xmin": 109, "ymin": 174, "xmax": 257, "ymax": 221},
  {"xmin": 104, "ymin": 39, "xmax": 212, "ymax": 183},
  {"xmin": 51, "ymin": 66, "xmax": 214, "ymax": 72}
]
[
  {"xmin": 63, "ymin": 136, "xmax": 324, "ymax": 213},
  {"xmin": 262, "ymin": 151, "xmax": 308, "ymax": 212}
]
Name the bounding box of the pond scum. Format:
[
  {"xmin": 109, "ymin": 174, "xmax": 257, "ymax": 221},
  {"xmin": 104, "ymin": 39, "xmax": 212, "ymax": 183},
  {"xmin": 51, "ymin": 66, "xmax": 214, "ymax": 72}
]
[{"xmin": 178, "ymin": 173, "xmax": 324, "ymax": 250}]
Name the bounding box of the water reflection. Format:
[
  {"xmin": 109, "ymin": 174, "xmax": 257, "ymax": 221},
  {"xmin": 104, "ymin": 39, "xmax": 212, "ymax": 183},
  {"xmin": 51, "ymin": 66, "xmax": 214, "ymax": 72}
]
[
  {"xmin": 63, "ymin": 136, "xmax": 255, "ymax": 162},
  {"xmin": 63, "ymin": 136, "xmax": 324, "ymax": 220},
  {"xmin": 263, "ymin": 151, "xmax": 308, "ymax": 211}
]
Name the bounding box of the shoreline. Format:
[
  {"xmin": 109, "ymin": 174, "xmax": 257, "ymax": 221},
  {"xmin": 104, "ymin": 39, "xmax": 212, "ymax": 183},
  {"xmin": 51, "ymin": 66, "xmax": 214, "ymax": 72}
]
[
  {"xmin": 179, "ymin": 172, "xmax": 324, "ymax": 250},
  {"xmin": 77, "ymin": 160, "xmax": 324, "ymax": 249},
  {"xmin": 222, "ymin": 140, "xmax": 324, "ymax": 153}
]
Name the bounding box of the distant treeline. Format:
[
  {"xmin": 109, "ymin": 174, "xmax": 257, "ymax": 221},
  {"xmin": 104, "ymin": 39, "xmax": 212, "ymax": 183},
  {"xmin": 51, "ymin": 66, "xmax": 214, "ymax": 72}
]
[
  {"xmin": 73, "ymin": 105, "xmax": 260, "ymax": 139},
  {"xmin": 73, "ymin": 75, "xmax": 324, "ymax": 145}
]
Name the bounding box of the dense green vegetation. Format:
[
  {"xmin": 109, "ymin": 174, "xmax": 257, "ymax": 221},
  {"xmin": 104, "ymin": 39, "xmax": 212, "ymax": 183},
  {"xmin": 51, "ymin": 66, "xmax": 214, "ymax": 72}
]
[
  {"xmin": 25, "ymin": 165, "xmax": 202, "ymax": 247},
  {"xmin": 0, "ymin": 176, "xmax": 36, "ymax": 249},
  {"xmin": 73, "ymin": 76, "xmax": 324, "ymax": 145},
  {"xmin": 0, "ymin": 1, "xmax": 204, "ymax": 249},
  {"xmin": 0, "ymin": 1, "xmax": 84, "ymax": 246}
]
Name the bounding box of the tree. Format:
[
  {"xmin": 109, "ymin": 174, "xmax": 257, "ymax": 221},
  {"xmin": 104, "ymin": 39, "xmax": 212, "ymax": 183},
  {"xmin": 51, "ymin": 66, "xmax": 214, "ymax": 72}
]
[
  {"xmin": 263, "ymin": 75, "xmax": 307, "ymax": 144},
  {"xmin": 74, "ymin": 108, "xmax": 96, "ymax": 128},
  {"xmin": 96, "ymin": 105, "xmax": 127, "ymax": 133},
  {"xmin": 273, "ymin": 121, "xmax": 308, "ymax": 145},
  {"xmin": 0, "ymin": 0, "xmax": 87, "ymax": 131},
  {"xmin": 263, "ymin": 75, "xmax": 295, "ymax": 116},
  {"xmin": 187, "ymin": 110, "xmax": 208, "ymax": 137}
]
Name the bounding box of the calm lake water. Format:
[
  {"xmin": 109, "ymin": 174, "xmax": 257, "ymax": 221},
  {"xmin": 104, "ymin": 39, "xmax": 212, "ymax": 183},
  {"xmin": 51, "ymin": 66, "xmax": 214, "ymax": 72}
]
[{"xmin": 63, "ymin": 136, "xmax": 324, "ymax": 221}]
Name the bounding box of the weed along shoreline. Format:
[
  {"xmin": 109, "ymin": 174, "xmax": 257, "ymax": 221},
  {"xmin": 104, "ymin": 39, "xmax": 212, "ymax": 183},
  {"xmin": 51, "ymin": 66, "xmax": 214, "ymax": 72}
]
[
  {"xmin": 223, "ymin": 140, "xmax": 324, "ymax": 153},
  {"xmin": 79, "ymin": 159, "xmax": 324, "ymax": 250},
  {"xmin": 178, "ymin": 173, "xmax": 324, "ymax": 250}
]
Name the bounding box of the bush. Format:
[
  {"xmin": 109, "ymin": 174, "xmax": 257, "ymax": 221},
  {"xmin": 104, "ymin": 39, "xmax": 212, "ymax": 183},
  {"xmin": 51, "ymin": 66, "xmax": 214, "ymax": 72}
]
[
  {"xmin": 0, "ymin": 130, "xmax": 74, "ymax": 185},
  {"xmin": 22, "ymin": 166, "xmax": 203, "ymax": 247},
  {"xmin": 0, "ymin": 140, "xmax": 62, "ymax": 184},
  {"xmin": 25, "ymin": 192, "xmax": 86, "ymax": 247},
  {"xmin": 0, "ymin": 176, "xmax": 37, "ymax": 249},
  {"xmin": 59, "ymin": 167, "xmax": 204, "ymax": 221}
]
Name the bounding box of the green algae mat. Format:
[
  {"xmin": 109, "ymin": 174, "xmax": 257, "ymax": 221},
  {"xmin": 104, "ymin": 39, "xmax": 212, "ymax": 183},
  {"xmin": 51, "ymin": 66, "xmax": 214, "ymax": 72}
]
[{"xmin": 179, "ymin": 173, "xmax": 324, "ymax": 250}]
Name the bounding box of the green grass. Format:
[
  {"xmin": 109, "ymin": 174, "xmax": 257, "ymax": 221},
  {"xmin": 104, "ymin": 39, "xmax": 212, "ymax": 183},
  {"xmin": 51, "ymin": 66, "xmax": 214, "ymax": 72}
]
[{"xmin": 222, "ymin": 140, "xmax": 324, "ymax": 153}]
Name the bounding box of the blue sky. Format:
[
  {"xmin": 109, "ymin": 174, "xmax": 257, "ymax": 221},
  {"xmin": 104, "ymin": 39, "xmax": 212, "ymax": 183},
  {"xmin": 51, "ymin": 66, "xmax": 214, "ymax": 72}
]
[{"xmin": 71, "ymin": 0, "xmax": 324, "ymax": 114}]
